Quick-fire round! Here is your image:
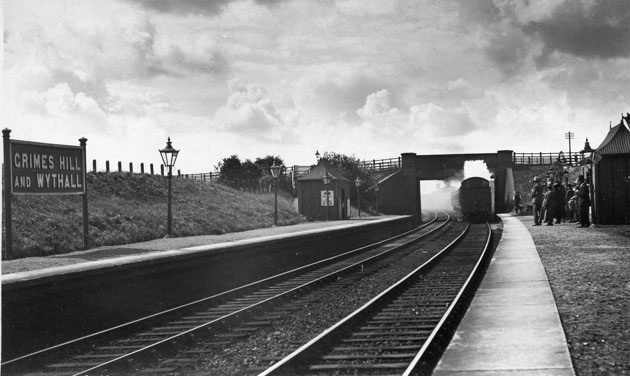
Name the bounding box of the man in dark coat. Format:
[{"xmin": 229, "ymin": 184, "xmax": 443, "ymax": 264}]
[
  {"xmin": 576, "ymin": 175, "xmax": 591, "ymax": 227},
  {"xmin": 553, "ymin": 183, "xmax": 565, "ymax": 223},
  {"xmin": 531, "ymin": 177, "xmax": 544, "ymax": 226},
  {"xmin": 565, "ymin": 184, "xmax": 575, "ymax": 222},
  {"xmin": 542, "ymin": 184, "xmax": 555, "ymax": 226}
]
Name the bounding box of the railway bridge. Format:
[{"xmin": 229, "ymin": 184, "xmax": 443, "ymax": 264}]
[{"xmin": 378, "ymin": 150, "xmax": 515, "ymax": 217}]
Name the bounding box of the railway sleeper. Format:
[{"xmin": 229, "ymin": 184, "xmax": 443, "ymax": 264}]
[
  {"xmin": 137, "ymin": 366, "xmax": 180, "ymax": 374},
  {"xmin": 309, "ymin": 362, "xmax": 410, "ymax": 370},
  {"xmin": 360, "ymin": 324, "xmax": 435, "ymax": 330},
  {"xmin": 341, "ymin": 337, "xmax": 425, "ymax": 343},
  {"xmin": 350, "ymin": 331, "xmax": 431, "ymax": 337},
  {"xmin": 332, "ymin": 345, "xmax": 422, "ymax": 352},
  {"xmin": 322, "ymin": 353, "xmax": 417, "ymax": 360}
]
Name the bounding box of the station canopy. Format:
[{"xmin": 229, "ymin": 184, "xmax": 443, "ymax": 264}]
[
  {"xmin": 298, "ymin": 160, "xmax": 352, "ymax": 182},
  {"xmin": 594, "ymin": 116, "xmax": 630, "ymax": 164}
]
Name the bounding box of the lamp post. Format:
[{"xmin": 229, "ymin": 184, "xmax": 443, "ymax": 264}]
[
  {"xmin": 375, "ymin": 184, "xmax": 379, "ymax": 216},
  {"xmin": 355, "ymin": 177, "xmax": 362, "ymax": 218},
  {"xmin": 322, "ymin": 170, "xmax": 331, "ymax": 221},
  {"xmin": 159, "ymin": 137, "xmax": 179, "ymax": 236},
  {"xmin": 270, "ymin": 161, "xmax": 281, "ymax": 226},
  {"xmin": 580, "ymin": 138, "xmax": 595, "ymax": 224},
  {"xmin": 580, "ymin": 138, "xmax": 595, "ymax": 182}
]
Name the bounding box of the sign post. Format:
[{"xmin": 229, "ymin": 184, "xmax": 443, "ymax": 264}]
[
  {"xmin": 80, "ymin": 137, "xmax": 89, "ymax": 249},
  {"xmin": 2, "ymin": 129, "xmax": 88, "ymax": 258},
  {"xmin": 3, "ymin": 129, "xmax": 13, "ymax": 259}
]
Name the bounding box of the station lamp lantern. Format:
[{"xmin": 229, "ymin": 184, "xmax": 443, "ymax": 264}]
[
  {"xmin": 159, "ymin": 137, "xmax": 179, "ymax": 169},
  {"xmin": 159, "ymin": 137, "xmax": 180, "ymax": 236}
]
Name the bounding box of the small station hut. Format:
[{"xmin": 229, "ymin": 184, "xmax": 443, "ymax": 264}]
[
  {"xmin": 592, "ymin": 113, "xmax": 630, "ymax": 224},
  {"xmin": 297, "ymin": 160, "xmax": 352, "ymax": 221}
]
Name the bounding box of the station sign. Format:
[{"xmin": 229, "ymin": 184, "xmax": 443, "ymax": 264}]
[
  {"xmin": 321, "ymin": 190, "xmax": 334, "ymax": 206},
  {"xmin": 9, "ymin": 139, "xmax": 86, "ymax": 195}
]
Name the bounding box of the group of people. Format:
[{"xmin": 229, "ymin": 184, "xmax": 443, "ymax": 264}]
[{"xmin": 530, "ymin": 175, "xmax": 591, "ymax": 227}]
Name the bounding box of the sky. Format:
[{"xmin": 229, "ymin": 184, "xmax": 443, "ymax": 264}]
[{"xmin": 3, "ymin": 0, "xmax": 630, "ymax": 174}]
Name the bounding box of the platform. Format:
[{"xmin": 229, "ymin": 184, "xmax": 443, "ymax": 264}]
[{"xmin": 433, "ymin": 214, "xmax": 575, "ymax": 375}]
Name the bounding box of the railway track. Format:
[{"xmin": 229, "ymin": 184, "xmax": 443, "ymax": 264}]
[
  {"xmin": 6, "ymin": 213, "xmax": 452, "ymax": 376},
  {"xmin": 258, "ymin": 222, "xmax": 492, "ymax": 376}
]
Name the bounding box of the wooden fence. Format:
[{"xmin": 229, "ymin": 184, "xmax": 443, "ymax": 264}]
[
  {"xmin": 512, "ymin": 152, "xmax": 582, "ymax": 166},
  {"xmin": 92, "ymin": 151, "xmax": 585, "ymax": 186}
]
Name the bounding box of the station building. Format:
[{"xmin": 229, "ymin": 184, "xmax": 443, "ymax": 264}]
[
  {"xmin": 297, "ymin": 161, "xmax": 351, "ymax": 221},
  {"xmin": 591, "ymin": 114, "xmax": 630, "ymax": 224}
]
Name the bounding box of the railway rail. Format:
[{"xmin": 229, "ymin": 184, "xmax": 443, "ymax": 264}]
[
  {"xmin": 7, "ymin": 212, "xmax": 451, "ymax": 376},
  {"xmin": 258, "ymin": 222, "xmax": 492, "ymax": 376}
]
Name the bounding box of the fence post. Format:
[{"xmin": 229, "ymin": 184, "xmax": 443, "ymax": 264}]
[
  {"xmin": 129, "ymin": 162, "xmax": 133, "ymax": 174},
  {"xmin": 106, "ymin": 160, "xmax": 110, "ymax": 172},
  {"xmin": 150, "ymin": 163, "xmax": 154, "ymax": 175},
  {"xmin": 141, "ymin": 163, "xmax": 144, "ymax": 174},
  {"xmin": 93, "ymin": 159, "xmax": 97, "ymax": 173},
  {"xmin": 161, "ymin": 164, "xmax": 164, "ymax": 176},
  {"xmin": 118, "ymin": 161, "xmax": 122, "ymax": 172}
]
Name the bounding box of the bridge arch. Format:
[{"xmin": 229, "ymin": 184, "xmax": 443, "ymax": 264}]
[{"xmin": 378, "ymin": 150, "xmax": 515, "ymax": 217}]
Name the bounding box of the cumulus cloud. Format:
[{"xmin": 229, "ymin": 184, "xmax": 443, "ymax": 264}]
[
  {"xmin": 410, "ymin": 103, "xmax": 478, "ymax": 138},
  {"xmin": 299, "ymin": 68, "xmax": 395, "ymax": 124},
  {"xmin": 19, "ymin": 83, "xmax": 107, "ymax": 123},
  {"xmin": 357, "ymin": 89, "xmax": 404, "ymax": 118},
  {"xmin": 213, "ymin": 79, "xmax": 285, "ymax": 137}
]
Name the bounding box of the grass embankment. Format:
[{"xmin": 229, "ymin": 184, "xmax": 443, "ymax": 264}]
[{"xmin": 4, "ymin": 172, "xmax": 305, "ymax": 259}]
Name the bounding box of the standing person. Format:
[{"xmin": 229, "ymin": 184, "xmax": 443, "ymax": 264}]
[
  {"xmin": 514, "ymin": 190, "xmax": 522, "ymax": 214},
  {"xmin": 542, "ymin": 184, "xmax": 555, "ymax": 226},
  {"xmin": 576, "ymin": 175, "xmax": 591, "ymax": 227},
  {"xmin": 565, "ymin": 184, "xmax": 575, "ymax": 222},
  {"xmin": 554, "ymin": 183, "xmax": 565, "ymax": 223},
  {"xmin": 531, "ymin": 177, "xmax": 544, "ymax": 226}
]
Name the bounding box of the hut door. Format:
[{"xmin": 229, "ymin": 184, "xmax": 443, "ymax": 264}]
[{"xmin": 341, "ymin": 189, "xmax": 347, "ymax": 219}]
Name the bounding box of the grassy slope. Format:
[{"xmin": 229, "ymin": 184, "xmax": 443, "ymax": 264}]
[{"xmin": 4, "ymin": 172, "xmax": 305, "ymax": 259}]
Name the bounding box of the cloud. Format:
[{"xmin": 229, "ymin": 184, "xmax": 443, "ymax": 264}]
[
  {"xmin": 523, "ymin": 0, "xmax": 630, "ymax": 62},
  {"xmin": 159, "ymin": 42, "xmax": 230, "ymax": 76},
  {"xmin": 357, "ymin": 89, "xmax": 403, "ymax": 118},
  {"xmin": 122, "ymin": 0, "xmax": 232, "ymax": 15},
  {"xmin": 456, "ymin": 0, "xmax": 500, "ymax": 26},
  {"xmin": 213, "ymin": 79, "xmax": 285, "ymax": 137},
  {"xmin": 410, "ymin": 103, "xmax": 479, "ymax": 138},
  {"xmin": 123, "ymin": 0, "xmax": 292, "ymax": 15},
  {"xmin": 483, "ymin": 26, "xmax": 530, "ymax": 76},
  {"xmin": 298, "ymin": 68, "xmax": 394, "ymax": 124}
]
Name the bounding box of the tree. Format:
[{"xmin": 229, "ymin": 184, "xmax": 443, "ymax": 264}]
[
  {"xmin": 255, "ymin": 155, "xmax": 284, "ymax": 176},
  {"xmin": 320, "ymin": 151, "xmax": 376, "ymax": 208},
  {"xmin": 241, "ymin": 159, "xmax": 262, "ymax": 181},
  {"xmin": 218, "ymin": 155, "xmax": 242, "ymax": 182}
]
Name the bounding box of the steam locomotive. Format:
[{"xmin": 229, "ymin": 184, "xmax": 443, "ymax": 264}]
[{"xmin": 451, "ymin": 177, "xmax": 494, "ymax": 222}]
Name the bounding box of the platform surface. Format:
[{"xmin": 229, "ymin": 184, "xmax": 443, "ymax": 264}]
[
  {"xmin": 433, "ymin": 214, "xmax": 575, "ymax": 376},
  {"xmin": 1, "ymin": 215, "xmax": 404, "ymax": 276}
]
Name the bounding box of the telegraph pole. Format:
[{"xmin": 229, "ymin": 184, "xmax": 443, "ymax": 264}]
[{"xmin": 565, "ymin": 131, "xmax": 574, "ymax": 165}]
